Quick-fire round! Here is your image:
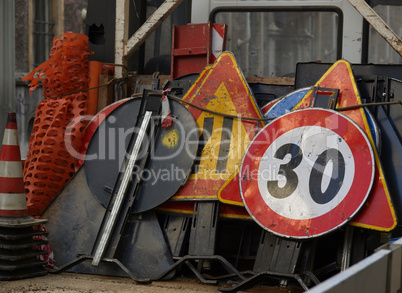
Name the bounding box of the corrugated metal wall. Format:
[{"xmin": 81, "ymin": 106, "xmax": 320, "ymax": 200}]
[{"xmin": 0, "ymin": 0, "xmax": 16, "ymax": 153}]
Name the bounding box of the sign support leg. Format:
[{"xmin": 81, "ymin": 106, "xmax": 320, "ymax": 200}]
[{"xmin": 220, "ymin": 231, "xmax": 319, "ymax": 292}]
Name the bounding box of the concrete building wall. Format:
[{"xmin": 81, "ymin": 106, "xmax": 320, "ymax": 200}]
[
  {"xmin": 1, "ymin": 0, "xmax": 16, "ymax": 153},
  {"xmin": 65, "ymin": 0, "xmax": 87, "ymax": 34},
  {"xmin": 12, "ymin": 0, "xmax": 88, "ymax": 157},
  {"xmin": 15, "ymin": 0, "xmax": 29, "ymax": 73}
]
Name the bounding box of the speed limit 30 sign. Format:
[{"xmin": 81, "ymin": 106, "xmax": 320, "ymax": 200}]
[{"xmin": 240, "ymin": 108, "xmax": 375, "ymax": 239}]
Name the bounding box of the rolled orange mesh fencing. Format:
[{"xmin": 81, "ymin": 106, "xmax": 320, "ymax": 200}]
[{"xmin": 22, "ymin": 32, "xmax": 91, "ymax": 216}]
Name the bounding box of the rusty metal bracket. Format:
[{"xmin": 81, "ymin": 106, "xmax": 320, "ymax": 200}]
[{"xmin": 309, "ymin": 87, "xmax": 339, "ymax": 109}]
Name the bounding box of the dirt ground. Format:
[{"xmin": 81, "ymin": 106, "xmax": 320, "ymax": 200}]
[
  {"xmin": 0, "ymin": 273, "xmax": 215, "ymax": 293},
  {"xmin": 0, "ymin": 272, "xmax": 299, "ymax": 293}
]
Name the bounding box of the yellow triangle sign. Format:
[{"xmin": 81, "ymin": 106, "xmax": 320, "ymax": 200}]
[{"xmin": 172, "ymin": 52, "xmax": 264, "ymax": 200}]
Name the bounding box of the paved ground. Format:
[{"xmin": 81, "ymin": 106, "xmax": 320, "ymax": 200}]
[{"xmin": 0, "ymin": 272, "xmax": 298, "ymax": 293}]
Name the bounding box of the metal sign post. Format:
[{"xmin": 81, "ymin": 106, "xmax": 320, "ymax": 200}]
[{"xmin": 91, "ymin": 110, "xmax": 154, "ymax": 265}]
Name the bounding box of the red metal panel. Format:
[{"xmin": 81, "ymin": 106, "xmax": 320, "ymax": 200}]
[
  {"xmin": 170, "ymin": 23, "xmax": 227, "ymax": 79},
  {"xmin": 171, "ymin": 23, "xmax": 212, "ymax": 79},
  {"xmin": 173, "ymin": 47, "xmax": 208, "ymax": 56}
]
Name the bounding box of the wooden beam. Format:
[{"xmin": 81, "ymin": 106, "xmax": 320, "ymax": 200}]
[
  {"xmin": 124, "ymin": 0, "xmax": 184, "ymax": 61},
  {"xmin": 114, "ymin": 0, "xmax": 183, "ymax": 79},
  {"xmin": 348, "ymin": 0, "xmax": 402, "ymax": 56},
  {"xmin": 52, "ymin": 0, "xmax": 64, "ymax": 39},
  {"xmin": 114, "ymin": 0, "xmax": 130, "ymax": 79},
  {"xmin": 246, "ymin": 76, "xmax": 295, "ymax": 86},
  {"xmin": 28, "ymin": 0, "xmax": 34, "ymax": 73}
]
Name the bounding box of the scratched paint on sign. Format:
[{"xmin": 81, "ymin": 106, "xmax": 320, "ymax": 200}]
[
  {"xmin": 240, "ymin": 108, "xmax": 375, "ymax": 238},
  {"xmin": 293, "ymin": 60, "xmax": 397, "ymax": 231},
  {"xmin": 172, "ymin": 52, "xmax": 264, "ymax": 201},
  {"xmin": 190, "ymin": 83, "xmax": 252, "ymax": 180},
  {"xmin": 162, "ymin": 129, "xmax": 180, "ymax": 149}
]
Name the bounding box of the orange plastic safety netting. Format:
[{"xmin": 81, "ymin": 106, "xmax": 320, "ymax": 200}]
[{"xmin": 22, "ymin": 32, "xmax": 91, "ymax": 216}]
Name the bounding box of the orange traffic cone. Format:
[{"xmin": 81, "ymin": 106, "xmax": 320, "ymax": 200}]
[
  {"xmin": 0, "ymin": 112, "xmax": 28, "ymax": 217},
  {"xmin": 0, "ymin": 113, "xmax": 49, "ymax": 280}
]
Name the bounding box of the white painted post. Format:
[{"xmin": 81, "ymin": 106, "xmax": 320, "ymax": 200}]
[{"xmin": 114, "ymin": 0, "xmax": 130, "ymax": 79}]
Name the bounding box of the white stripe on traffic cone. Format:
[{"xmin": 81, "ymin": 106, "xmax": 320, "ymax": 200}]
[{"xmin": 0, "ymin": 113, "xmax": 28, "ymax": 217}]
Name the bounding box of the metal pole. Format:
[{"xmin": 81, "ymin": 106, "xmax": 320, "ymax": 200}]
[{"xmin": 92, "ymin": 111, "xmax": 153, "ymax": 265}]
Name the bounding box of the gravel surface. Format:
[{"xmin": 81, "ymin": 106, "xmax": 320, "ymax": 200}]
[
  {"xmin": 0, "ymin": 273, "xmax": 220, "ymax": 293},
  {"xmin": 0, "ymin": 272, "xmax": 299, "ymax": 293}
]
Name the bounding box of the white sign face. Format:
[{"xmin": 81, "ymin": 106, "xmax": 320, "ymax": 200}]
[{"xmin": 257, "ymin": 126, "xmax": 355, "ymax": 220}]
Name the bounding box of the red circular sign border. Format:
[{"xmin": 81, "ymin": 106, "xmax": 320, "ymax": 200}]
[{"xmin": 240, "ymin": 108, "xmax": 375, "ymax": 239}]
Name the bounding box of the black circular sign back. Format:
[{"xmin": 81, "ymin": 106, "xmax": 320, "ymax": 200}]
[{"xmin": 85, "ymin": 98, "xmax": 199, "ymax": 213}]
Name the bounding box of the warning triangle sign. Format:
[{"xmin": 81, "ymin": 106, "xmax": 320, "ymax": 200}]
[
  {"xmin": 158, "ymin": 201, "xmax": 252, "ymax": 219},
  {"xmin": 218, "ymin": 169, "xmax": 243, "ymax": 206},
  {"xmin": 293, "ymin": 60, "xmax": 397, "ymax": 231},
  {"xmin": 172, "ymin": 52, "xmax": 264, "ymax": 201},
  {"xmin": 190, "ymin": 83, "xmax": 253, "ymax": 179}
]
